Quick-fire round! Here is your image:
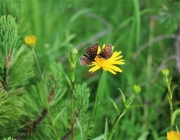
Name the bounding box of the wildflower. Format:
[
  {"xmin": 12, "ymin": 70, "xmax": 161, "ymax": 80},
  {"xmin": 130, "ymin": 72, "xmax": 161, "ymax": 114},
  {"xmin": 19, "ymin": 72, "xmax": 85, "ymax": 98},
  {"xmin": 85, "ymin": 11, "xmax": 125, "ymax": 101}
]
[
  {"xmin": 24, "ymin": 35, "xmax": 36, "ymax": 48},
  {"xmin": 166, "ymin": 131, "xmax": 180, "ymax": 140},
  {"xmin": 89, "ymin": 44, "xmax": 125, "ymax": 74}
]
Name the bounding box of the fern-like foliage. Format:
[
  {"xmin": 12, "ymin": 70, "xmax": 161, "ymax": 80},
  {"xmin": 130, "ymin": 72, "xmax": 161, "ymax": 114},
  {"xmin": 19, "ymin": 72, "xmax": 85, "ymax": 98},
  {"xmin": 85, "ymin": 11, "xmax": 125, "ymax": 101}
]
[
  {"xmin": 0, "ymin": 0, "xmax": 21, "ymax": 17},
  {"xmin": 16, "ymin": 62, "xmax": 92, "ymax": 140},
  {"xmin": 73, "ymin": 83, "xmax": 92, "ymax": 140},
  {"xmin": 159, "ymin": 1, "xmax": 180, "ymax": 29},
  {"xmin": 0, "ymin": 15, "xmax": 34, "ymax": 139},
  {"xmin": 0, "ymin": 15, "xmax": 92, "ymax": 140},
  {"xmin": 0, "ymin": 15, "xmax": 34, "ymax": 90},
  {"xmin": 15, "ymin": 63, "xmax": 66, "ymax": 139}
]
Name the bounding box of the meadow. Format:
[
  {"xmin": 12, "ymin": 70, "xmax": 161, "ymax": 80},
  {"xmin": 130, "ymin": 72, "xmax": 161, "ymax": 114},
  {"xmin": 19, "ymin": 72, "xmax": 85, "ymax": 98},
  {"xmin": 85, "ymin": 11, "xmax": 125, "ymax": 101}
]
[{"xmin": 0, "ymin": 0, "xmax": 180, "ymax": 140}]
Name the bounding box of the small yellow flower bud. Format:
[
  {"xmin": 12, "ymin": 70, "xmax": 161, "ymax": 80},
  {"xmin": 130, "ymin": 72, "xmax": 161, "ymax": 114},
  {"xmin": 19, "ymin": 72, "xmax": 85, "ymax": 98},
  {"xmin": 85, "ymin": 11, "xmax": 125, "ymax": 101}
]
[
  {"xmin": 162, "ymin": 68, "xmax": 169, "ymax": 77},
  {"xmin": 133, "ymin": 84, "xmax": 141, "ymax": 94},
  {"xmin": 24, "ymin": 35, "xmax": 36, "ymax": 49}
]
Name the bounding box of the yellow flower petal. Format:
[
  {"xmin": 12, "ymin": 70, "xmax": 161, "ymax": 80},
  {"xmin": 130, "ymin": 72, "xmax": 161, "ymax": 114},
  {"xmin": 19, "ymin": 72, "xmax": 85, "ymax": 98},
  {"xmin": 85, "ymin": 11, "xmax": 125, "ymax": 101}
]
[
  {"xmin": 166, "ymin": 131, "xmax": 180, "ymax": 140},
  {"xmin": 109, "ymin": 65, "xmax": 122, "ymax": 72},
  {"xmin": 97, "ymin": 46, "xmax": 101, "ymax": 54},
  {"xmin": 106, "ymin": 68, "xmax": 117, "ymax": 75},
  {"xmin": 89, "ymin": 64, "xmax": 101, "ymax": 73},
  {"xmin": 87, "ymin": 44, "xmax": 125, "ymax": 74}
]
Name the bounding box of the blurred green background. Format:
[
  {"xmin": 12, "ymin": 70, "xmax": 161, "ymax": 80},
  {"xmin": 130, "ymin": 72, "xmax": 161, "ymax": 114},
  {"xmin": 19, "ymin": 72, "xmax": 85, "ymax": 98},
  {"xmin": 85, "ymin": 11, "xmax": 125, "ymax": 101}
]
[{"xmin": 1, "ymin": 0, "xmax": 180, "ymax": 139}]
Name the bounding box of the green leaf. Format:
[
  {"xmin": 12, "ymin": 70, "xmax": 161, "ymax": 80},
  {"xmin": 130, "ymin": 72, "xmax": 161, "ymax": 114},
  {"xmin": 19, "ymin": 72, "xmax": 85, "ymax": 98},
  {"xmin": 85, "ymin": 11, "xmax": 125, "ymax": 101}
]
[
  {"xmin": 8, "ymin": 51, "xmax": 34, "ymax": 88},
  {"xmin": 172, "ymin": 85, "xmax": 178, "ymax": 96},
  {"xmin": 118, "ymin": 88, "xmax": 126, "ymax": 105},
  {"xmin": 53, "ymin": 107, "xmax": 66, "ymax": 124},
  {"xmin": 107, "ymin": 96, "xmax": 120, "ymax": 114},
  {"xmin": 56, "ymin": 65, "xmax": 71, "ymax": 89},
  {"xmin": 74, "ymin": 83, "xmax": 90, "ymax": 113},
  {"xmin": 172, "ymin": 109, "xmax": 180, "ymax": 126},
  {"xmin": 137, "ymin": 131, "xmax": 149, "ymax": 140},
  {"xmin": 104, "ymin": 118, "xmax": 108, "ymax": 140},
  {"xmin": 75, "ymin": 117, "xmax": 83, "ymax": 140},
  {"xmin": 92, "ymin": 134, "xmax": 104, "ymax": 140}
]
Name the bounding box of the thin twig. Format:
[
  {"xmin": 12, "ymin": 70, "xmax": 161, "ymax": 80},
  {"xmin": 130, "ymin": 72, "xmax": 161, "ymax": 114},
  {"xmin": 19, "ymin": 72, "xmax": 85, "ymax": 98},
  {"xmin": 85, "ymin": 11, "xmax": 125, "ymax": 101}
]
[
  {"xmin": 133, "ymin": 34, "xmax": 176, "ymax": 59},
  {"xmin": 16, "ymin": 109, "xmax": 48, "ymax": 140},
  {"xmin": 32, "ymin": 49, "xmax": 57, "ymax": 136},
  {"xmin": 61, "ymin": 106, "xmax": 83, "ymax": 140}
]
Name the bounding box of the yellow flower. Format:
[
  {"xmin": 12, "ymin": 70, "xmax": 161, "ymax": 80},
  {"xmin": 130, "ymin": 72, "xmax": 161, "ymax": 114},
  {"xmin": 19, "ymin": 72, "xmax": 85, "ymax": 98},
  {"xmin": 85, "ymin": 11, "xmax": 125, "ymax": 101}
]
[
  {"xmin": 89, "ymin": 44, "xmax": 125, "ymax": 74},
  {"xmin": 24, "ymin": 35, "xmax": 36, "ymax": 48},
  {"xmin": 166, "ymin": 131, "xmax": 180, "ymax": 140}
]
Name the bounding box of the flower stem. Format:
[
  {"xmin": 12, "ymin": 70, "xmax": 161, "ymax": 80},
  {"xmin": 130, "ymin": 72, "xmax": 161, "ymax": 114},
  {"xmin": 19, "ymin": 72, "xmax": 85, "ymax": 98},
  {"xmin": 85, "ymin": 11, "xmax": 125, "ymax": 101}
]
[
  {"xmin": 165, "ymin": 77, "xmax": 173, "ymax": 130},
  {"xmin": 31, "ymin": 49, "xmax": 57, "ymax": 136},
  {"xmin": 170, "ymin": 97, "xmax": 173, "ymax": 130},
  {"xmin": 32, "ymin": 49, "xmax": 43, "ymax": 83},
  {"xmin": 108, "ymin": 107, "xmax": 125, "ymax": 140},
  {"xmin": 71, "ymin": 81, "xmax": 75, "ymax": 140},
  {"xmin": 167, "ymin": 86, "xmax": 173, "ymax": 130},
  {"xmin": 108, "ymin": 93, "xmax": 137, "ymax": 140},
  {"xmin": 85, "ymin": 70, "xmax": 103, "ymax": 139}
]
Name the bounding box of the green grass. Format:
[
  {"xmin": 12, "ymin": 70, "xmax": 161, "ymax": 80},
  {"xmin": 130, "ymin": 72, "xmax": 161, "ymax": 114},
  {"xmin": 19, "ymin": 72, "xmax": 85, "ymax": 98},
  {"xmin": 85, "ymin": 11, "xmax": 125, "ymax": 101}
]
[{"xmin": 1, "ymin": 0, "xmax": 180, "ymax": 139}]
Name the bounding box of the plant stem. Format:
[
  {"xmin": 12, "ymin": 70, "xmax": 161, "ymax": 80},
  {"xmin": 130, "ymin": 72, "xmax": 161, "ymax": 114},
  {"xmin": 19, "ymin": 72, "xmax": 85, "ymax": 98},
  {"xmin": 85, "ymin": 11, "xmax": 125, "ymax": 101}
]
[
  {"xmin": 85, "ymin": 70, "xmax": 103, "ymax": 139},
  {"xmin": 31, "ymin": 49, "xmax": 57, "ymax": 136},
  {"xmin": 167, "ymin": 79, "xmax": 173, "ymax": 130},
  {"xmin": 108, "ymin": 93, "xmax": 137, "ymax": 140},
  {"xmin": 71, "ymin": 81, "xmax": 75, "ymax": 140},
  {"xmin": 170, "ymin": 98, "xmax": 173, "ymax": 130},
  {"xmin": 32, "ymin": 49, "xmax": 43, "ymax": 83},
  {"xmin": 168, "ymin": 90, "xmax": 173, "ymax": 130},
  {"xmin": 108, "ymin": 106, "xmax": 126, "ymax": 140}
]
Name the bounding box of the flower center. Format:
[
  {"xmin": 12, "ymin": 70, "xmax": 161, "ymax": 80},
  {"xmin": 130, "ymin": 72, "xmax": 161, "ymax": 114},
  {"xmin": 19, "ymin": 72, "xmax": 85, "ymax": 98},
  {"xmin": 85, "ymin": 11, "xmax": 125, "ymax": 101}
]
[{"xmin": 95, "ymin": 57, "xmax": 108, "ymax": 67}]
